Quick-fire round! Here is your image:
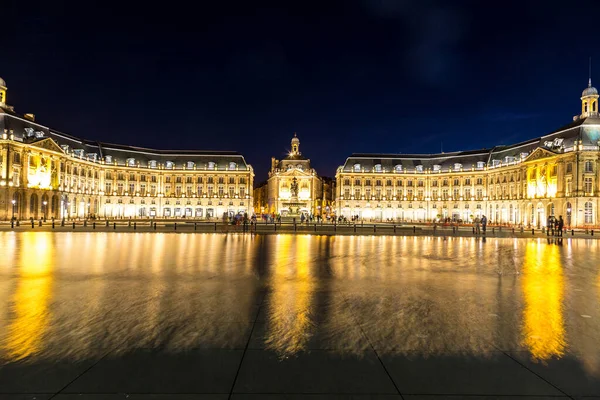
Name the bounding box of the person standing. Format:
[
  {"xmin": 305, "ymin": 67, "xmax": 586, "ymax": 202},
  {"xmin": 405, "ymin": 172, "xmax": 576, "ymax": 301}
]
[
  {"xmin": 481, "ymin": 215, "xmax": 487, "ymax": 234},
  {"xmin": 474, "ymin": 216, "xmax": 481, "ymax": 235},
  {"xmin": 557, "ymin": 215, "xmax": 564, "ymax": 236}
]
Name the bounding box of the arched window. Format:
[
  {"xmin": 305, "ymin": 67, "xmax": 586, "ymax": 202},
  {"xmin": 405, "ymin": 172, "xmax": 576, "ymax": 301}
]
[
  {"xmin": 166, "ymin": 161, "xmax": 175, "ymax": 169},
  {"xmin": 585, "ymin": 103, "xmax": 588, "ymax": 112},
  {"xmin": 374, "ymin": 164, "xmax": 382, "ymax": 172},
  {"xmin": 208, "ymin": 161, "xmax": 216, "ymax": 170},
  {"xmin": 353, "ymin": 163, "xmax": 361, "ymax": 172},
  {"xmin": 433, "ymin": 165, "xmax": 441, "ymax": 171},
  {"xmin": 126, "ymin": 158, "xmax": 136, "ymax": 166},
  {"xmin": 187, "ymin": 161, "xmax": 195, "ymax": 169},
  {"xmin": 394, "ymin": 164, "xmax": 402, "ymax": 172},
  {"xmin": 454, "ymin": 163, "xmax": 462, "ymax": 170},
  {"xmin": 148, "ymin": 160, "xmax": 157, "ymax": 169},
  {"xmin": 105, "ymin": 155, "xmax": 113, "ymax": 164},
  {"xmin": 593, "ymin": 101, "xmax": 597, "ymax": 112},
  {"xmin": 476, "ymin": 161, "xmax": 485, "ymax": 169},
  {"xmin": 229, "ymin": 162, "xmax": 236, "ymax": 170},
  {"xmin": 585, "ymin": 201, "xmax": 593, "ymax": 224}
]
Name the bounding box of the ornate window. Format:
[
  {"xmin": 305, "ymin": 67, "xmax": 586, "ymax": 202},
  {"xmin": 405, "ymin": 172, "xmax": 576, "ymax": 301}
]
[
  {"xmin": 229, "ymin": 162, "xmax": 236, "ymax": 170},
  {"xmin": 149, "ymin": 160, "xmax": 157, "ymax": 169},
  {"xmin": 585, "ymin": 202, "xmax": 593, "ymax": 224},
  {"xmin": 208, "ymin": 161, "xmax": 216, "ymax": 170},
  {"xmin": 394, "ymin": 164, "xmax": 402, "ymax": 172},
  {"xmin": 374, "ymin": 164, "xmax": 382, "ymax": 172},
  {"xmin": 187, "ymin": 161, "xmax": 195, "ymax": 169},
  {"xmin": 353, "ymin": 163, "xmax": 361, "ymax": 172}
]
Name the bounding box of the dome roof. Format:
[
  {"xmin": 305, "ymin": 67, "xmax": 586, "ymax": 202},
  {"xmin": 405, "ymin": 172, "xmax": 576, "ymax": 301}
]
[
  {"xmin": 0, "ymin": 77, "xmax": 5, "ymax": 88},
  {"xmin": 583, "ymin": 79, "xmax": 598, "ymax": 97}
]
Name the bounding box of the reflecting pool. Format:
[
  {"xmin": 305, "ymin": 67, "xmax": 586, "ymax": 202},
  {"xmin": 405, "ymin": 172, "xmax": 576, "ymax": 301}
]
[{"xmin": 1, "ymin": 233, "xmax": 599, "ymax": 380}]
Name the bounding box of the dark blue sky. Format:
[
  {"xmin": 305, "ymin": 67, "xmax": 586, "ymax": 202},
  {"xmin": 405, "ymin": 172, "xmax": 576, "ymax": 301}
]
[{"xmin": 2, "ymin": 0, "xmax": 600, "ymax": 181}]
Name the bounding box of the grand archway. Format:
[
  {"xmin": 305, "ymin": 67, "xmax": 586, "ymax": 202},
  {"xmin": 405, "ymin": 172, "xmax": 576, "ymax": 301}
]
[
  {"xmin": 29, "ymin": 193, "xmax": 39, "ymax": 219},
  {"xmin": 41, "ymin": 193, "xmax": 49, "ymax": 219}
]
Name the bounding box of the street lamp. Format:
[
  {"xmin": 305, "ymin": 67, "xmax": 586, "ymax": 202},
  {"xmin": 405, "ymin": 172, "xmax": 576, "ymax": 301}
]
[
  {"xmin": 11, "ymin": 199, "xmax": 16, "ymax": 220},
  {"xmin": 43, "ymin": 200, "xmax": 48, "ymax": 220}
]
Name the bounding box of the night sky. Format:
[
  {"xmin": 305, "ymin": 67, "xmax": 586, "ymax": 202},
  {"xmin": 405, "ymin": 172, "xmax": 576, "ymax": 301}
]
[{"xmin": 2, "ymin": 1, "xmax": 600, "ymax": 182}]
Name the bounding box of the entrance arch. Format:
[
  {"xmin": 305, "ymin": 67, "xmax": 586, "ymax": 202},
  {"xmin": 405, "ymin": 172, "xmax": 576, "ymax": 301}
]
[
  {"xmin": 41, "ymin": 193, "xmax": 49, "ymax": 219},
  {"xmin": 565, "ymin": 202, "xmax": 572, "ymax": 227},
  {"xmin": 30, "ymin": 193, "xmax": 39, "ymax": 219},
  {"xmin": 11, "ymin": 192, "xmax": 21, "ymax": 220},
  {"xmin": 51, "ymin": 194, "xmax": 59, "ymax": 219}
]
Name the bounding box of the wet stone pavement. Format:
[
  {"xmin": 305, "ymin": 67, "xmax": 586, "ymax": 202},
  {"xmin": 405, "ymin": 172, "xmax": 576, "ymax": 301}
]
[{"xmin": 0, "ymin": 232, "xmax": 599, "ymax": 399}]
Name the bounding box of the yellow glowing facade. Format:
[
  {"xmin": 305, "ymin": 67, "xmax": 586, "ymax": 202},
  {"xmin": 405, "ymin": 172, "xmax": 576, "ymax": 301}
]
[
  {"xmin": 336, "ymin": 81, "xmax": 600, "ymax": 227},
  {"xmin": 257, "ymin": 134, "xmax": 332, "ymax": 217},
  {"xmin": 0, "ymin": 78, "xmax": 254, "ymax": 220}
]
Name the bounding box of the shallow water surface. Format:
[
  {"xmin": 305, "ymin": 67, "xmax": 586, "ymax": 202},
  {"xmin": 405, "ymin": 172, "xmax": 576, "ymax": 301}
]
[{"xmin": 0, "ymin": 232, "xmax": 599, "ymax": 376}]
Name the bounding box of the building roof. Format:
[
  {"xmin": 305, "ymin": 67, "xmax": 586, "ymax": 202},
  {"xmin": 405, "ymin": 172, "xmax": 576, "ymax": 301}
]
[
  {"xmin": 340, "ymin": 115, "xmax": 600, "ymax": 173},
  {"xmin": 0, "ymin": 107, "xmax": 251, "ymax": 171}
]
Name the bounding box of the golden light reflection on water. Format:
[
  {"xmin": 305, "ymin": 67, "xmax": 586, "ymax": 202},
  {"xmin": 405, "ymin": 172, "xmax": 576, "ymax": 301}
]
[
  {"xmin": 1, "ymin": 233, "xmax": 600, "ymax": 372},
  {"xmin": 521, "ymin": 241, "xmax": 566, "ymax": 361},
  {"xmin": 265, "ymin": 235, "xmax": 315, "ymax": 355},
  {"xmin": 3, "ymin": 233, "xmax": 54, "ymax": 360}
]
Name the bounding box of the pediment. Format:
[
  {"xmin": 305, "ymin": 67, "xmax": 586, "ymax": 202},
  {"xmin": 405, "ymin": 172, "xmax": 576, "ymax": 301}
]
[
  {"xmin": 523, "ymin": 147, "xmax": 557, "ymax": 163},
  {"xmin": 29, "ymin": 137, "xmax": 65, "ymax": 153},
  {"xmin": 279, "ymin": 168, "xmax": 312, "ymax": 177}
]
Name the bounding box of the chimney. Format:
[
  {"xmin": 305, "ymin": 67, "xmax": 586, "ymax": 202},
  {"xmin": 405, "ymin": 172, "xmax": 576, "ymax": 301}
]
[{"xmin": 24, "ymin": 113, "xmax": 35, "ymax": 122}]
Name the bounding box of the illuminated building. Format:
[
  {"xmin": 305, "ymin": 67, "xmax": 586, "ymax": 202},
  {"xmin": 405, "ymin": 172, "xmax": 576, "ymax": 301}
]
[
  {"xmin": 336, "ymin": 79, "xmax": 600, "ymax": 227},
  {"xmin": 0, "ymin": 78, "xmax": 254, "ymax": 220},
  {"xmin": 255, "ymin": 134, "xmax": 332, "ymax": 217}
]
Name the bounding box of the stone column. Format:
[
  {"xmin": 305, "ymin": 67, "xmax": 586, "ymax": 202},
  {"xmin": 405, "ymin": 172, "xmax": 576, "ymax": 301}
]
[{"xmin": 556, "ymin": 159, "xmax": 565, "ymax": 197}]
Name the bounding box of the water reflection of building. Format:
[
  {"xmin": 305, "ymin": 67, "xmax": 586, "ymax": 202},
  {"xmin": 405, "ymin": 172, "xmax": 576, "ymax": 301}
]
[
  {"xmin": 0, "ymin": 78, "xmax": 254, "ymax": 220},
  {"xmin": 254, "ymin": 134, "xmax": 334, "ymax": 217},
  {"xmin": 3, "ymin": 233, "xmax": 54, "ymax": 360},
  {"xmin": 521, "ymin": 242, "xmax": 566, "ymax": 360},
  {"xmin": 265, "ymin": 235, "xmax": 315, "ymax": 354},
  {"xmin": 336, "ymin": 79, "xmax": 600, "ymax": 227}
]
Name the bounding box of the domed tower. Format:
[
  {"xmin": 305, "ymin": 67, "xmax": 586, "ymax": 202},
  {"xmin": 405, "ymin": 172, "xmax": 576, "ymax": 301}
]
[
  {"xmin": 290, "ymin": 132, "xmax": 301, "ymax": 156},
  {"xmin": 0, "ymin": 77, "xmax": 7, "ymax": 107},
  {"xmin": 581, "ymin": 59, "xmax": 599, "ymax": 118}
]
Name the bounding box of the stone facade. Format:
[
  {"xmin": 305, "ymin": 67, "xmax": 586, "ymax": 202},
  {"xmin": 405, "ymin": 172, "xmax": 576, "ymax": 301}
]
[
  {"xmin": 0, "ymin": 80, "xmax": 254, "ymax": 221},
  {"xmin": 335, "ymin": 81, "xmax": 600, "ymax": 228},
  {"xmin": 255, "ymin": 134, "xmax": 328, "ymax": 217}
]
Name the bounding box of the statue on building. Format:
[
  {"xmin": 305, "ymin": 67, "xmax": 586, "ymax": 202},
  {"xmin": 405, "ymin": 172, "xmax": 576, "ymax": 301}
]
[{"xmin": 290, "ymin": 177, "xmax": 299, "ymax": 198}]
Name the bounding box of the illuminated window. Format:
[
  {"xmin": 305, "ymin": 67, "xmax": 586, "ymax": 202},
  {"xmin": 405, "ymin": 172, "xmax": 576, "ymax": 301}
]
[
  {"xmin": 394, "ymin": 164, "xmax": 402, "ymax": 172},
  {"xmin": 476, "ymin": 161, "xmax": 485, "ymax": 169},
  {"xmin": 584, "ymin": 177, "xmax": 593, "ymax": 194},
  {"xmin": 585, "ymin": 160, "xmax": 594, "ymax": 173},
  {"xmin": 374, "ymin": 164, "xmax": 382, "ymax": 172},
  {"xmin": 353, "ymin": 164, "xmax": 361, "ymax": 172},
  {"xmin": 585, "ymin": 202, "xmax": 593, "ymax": 224}
]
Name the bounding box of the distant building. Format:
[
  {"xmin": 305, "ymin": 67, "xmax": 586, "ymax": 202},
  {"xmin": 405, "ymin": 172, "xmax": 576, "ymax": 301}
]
[
  {"xmin": 255, "ymin": 134, "xmax": 329, "ymax": 217},
  {"xmin": 0, "ymin": 77, "xmax": 254, "ymax": 220},
  {"xmin": 336, "ymin": 78, "xmax": 600, "ymax": 227}
]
